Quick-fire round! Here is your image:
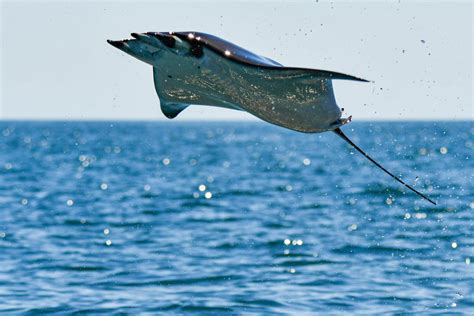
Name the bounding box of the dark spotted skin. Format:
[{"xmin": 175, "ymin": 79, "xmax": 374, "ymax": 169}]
[
  {"xmin": 170, "ymin": 32, "xmax": 369, "ymax": 82},
  {"xmin": 109, "ymin": 32, "xmax": 368, "ymax": 82}
]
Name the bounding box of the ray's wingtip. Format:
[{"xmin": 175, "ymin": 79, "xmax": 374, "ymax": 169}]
[
  {"xmin": 339, "ymin": 73, "xmax": 370, "ymax": 83},
  {"xmin": 355, "ymin": 76, "xmax": 370, "ymax": 83}
]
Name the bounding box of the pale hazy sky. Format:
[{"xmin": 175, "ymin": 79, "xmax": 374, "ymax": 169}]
[{"xmin": 1, "ymin": 1, "xmax": 472, "ymax": 121}]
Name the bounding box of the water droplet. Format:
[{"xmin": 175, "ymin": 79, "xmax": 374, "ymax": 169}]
[
  {"xmin": 451, "ymin": 242, "xmax": 458, "ymax": 249},
  {"xmin": 418, "ymin": 148, "xmax": 427, "ymax": 155},
  {"xmin": 348, "ymin": 224, "xmax": 358, "ymax": 231},
  {"xmin": 193, "ymin": 192, "xmax": 200, "ymax": 198},
  {"xmin": 465, "ymin": 257, "xmax": 471, "ymax": 265},
  {"xmin": 21, "ymin": 198, "xmax": 28, "ymax": 205},
  {"xmin": 415, "ymin": 213, "xmax": 427, "ymax": 219},
  {"xmin": 296, "ymin": 240, "xmax": 303, "ymax": 246},
  {"xmin": 162, "ymin": 158, "xmax": 170, "ymax": 165},
  {"xmin": 284, "ymin": 239, "xmax": 291, "ymax": 246},
  {"xmin": 285, "ymin": 185, "xmax": 293, "ymax": 192},
  {"xmin": 386, "ymin": 197, "xmax": 393, "ymax": 205},
  {"xmin": 105, "ymin": 239, "xmax": 112, "ymax": 246},
  {"xmin": 440, "ymin": 147, "xmax": 448, "ymax": 154},
  {"xmin": 67, "ymin": 199, "xmax": 74, "ymax": 206},
  {"xmin": 4, "ymin": 163, "xmax": 12, "ymax": 170},
  {"xmin": 303, "ymin": 158, "xmax": 311, "ymax": 166},
  {"xmin": 289, "ymin": 268, "xmax": 296, "ymax": 273},
  {"xmin": 204, "ymin": 192, "xmax": 212, "ymax": 199},
  {"xmin": 100, "ymin": 183, "xmax": 108, "ymax": 190},
  {"xmin": 224, "ymin": 50, "xmax": 231, "ymax": 56},
  {"xmin": 198, "ymin": 184, "xmax": 206, "ymax": 192},
  {"xmin": 0, "ymin": 232, "xmax": 6, "ymax": 238},
  {"xmin": 143, "ymin": 184, "xmax": 151, "ymax": 191},
  {"xmin": 103, "ymin": 228, "xmax": 110, "ymax": 235},
  {"xmin": 404, "ymin": 213, "xmax": 411, "ymax": 220}
]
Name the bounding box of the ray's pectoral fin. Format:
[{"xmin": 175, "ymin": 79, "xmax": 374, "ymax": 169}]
[
  {"xmin": 334, "ymin": 128, "xmax": 437, "ymax": 205},
  {"xmin": 152, "ymin": 67, "xmax": 189, "ymax": 119},
  {"xmin": 309, "ymin": 70, "xmax": 369, "ymax": 82}
]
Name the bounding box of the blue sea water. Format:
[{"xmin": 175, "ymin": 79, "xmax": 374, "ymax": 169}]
[{"xmin": 0, "ymin": 121, "xmax": 472, "ymax": 314}]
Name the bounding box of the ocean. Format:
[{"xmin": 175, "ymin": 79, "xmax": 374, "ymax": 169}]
[{"xmin": 0, "ymin": 121, "xmax": 472, "ymax": 314}]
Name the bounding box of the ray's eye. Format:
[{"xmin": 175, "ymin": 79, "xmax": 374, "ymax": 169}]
[
  {"xmin": 190, "ymin": 44, "xmax": 204, "ymax": 58},
  {"xmin": 160, "ymin": 36, "xmax": 176, "ymax": 48}
]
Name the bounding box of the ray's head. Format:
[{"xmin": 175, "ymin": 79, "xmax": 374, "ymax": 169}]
[{"xmin": 107, "ymin": 35, "xmax": 159, "ymax": 65}]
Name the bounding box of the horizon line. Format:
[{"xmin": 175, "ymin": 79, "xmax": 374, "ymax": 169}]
[{"xmin": 0, "ymin": 118, "xmax": 472, "ymax": 123}]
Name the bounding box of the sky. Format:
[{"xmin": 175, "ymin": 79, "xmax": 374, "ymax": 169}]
[{"xmin": 1, "ymin": 0, "xmax": 472, "ymax": 121}]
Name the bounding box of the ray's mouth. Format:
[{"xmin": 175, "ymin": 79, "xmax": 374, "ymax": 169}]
[{"xmin": 106, "ymin": 39, "xmax": 124, "ymax": 49}]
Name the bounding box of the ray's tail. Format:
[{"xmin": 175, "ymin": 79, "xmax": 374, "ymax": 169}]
[{"xmin": 333, "ymin": 128, "xmax": 436, "ymax": 205}]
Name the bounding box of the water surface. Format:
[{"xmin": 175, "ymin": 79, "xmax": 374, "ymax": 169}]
[{"xmin": 0, "ymin": 121, "xmax": 472, "ymax": 314}]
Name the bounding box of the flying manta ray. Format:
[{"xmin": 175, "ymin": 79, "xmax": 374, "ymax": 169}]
[{"xmin": 107, "ymin": 31, "xmax": 436, "ymax": 205}]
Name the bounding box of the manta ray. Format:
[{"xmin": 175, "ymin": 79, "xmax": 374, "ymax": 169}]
[{"xmin": 107, "ymin": 31, "xmax": 436, "ymax": 205}]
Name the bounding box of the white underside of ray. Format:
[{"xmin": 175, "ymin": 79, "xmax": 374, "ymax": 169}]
[{"xmin": 118, "ymin": 37, "xmax": 343, "ymax": 133}]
